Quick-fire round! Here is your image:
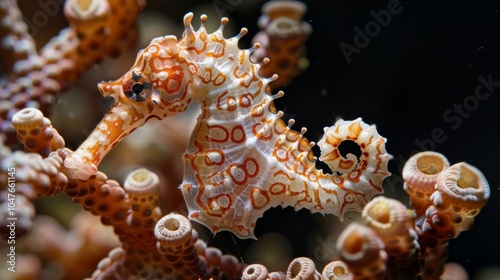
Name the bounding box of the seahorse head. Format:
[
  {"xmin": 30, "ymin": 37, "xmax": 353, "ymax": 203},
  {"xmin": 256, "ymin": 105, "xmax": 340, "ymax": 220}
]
[
  {"xmin": 98, "ymin": 35, "xmax": 193, "ymax": 119},
  {"xmin": 64, "ymin": 35, "xmax": 196, "ymax": 180},
  {"xmin": 64, "ymin": 11, "xmax": 251, "ymax": 180}
]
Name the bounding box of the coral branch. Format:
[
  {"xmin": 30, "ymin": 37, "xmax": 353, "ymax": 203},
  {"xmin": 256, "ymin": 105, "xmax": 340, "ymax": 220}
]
[
  {"xmin": 0, "ymin": 134, "xmax": 66, "ymax": 239},
  {"xmin": 0, "ymin": 0, "xmax": 145, "ymax": 145},
  {"xmin": 0, "ymin": 0, "xmax": 37, "ymax": 73}
]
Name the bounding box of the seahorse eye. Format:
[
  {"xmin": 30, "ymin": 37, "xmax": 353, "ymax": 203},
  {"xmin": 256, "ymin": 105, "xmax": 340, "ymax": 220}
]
[
  {"xmin": 123, "ymin": 71, "xmax": 152, "ymax": 102},
  {"xmin": 132, "ymin": 83, "xmax": 144, "ymax": 94}
]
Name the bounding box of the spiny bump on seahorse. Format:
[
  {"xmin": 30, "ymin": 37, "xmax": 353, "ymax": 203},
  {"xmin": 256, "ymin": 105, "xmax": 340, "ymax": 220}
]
[{"xmin": 63, "ymin": 12, "xmax": 392, "ymax": 239}]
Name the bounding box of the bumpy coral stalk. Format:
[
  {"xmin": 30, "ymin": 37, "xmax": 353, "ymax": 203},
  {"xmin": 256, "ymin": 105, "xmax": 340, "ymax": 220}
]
[
  {"xmin": 64, "ymin": 171, "xmax": 159, "ymax": 277},
  {"xmin": 61, "ymin": 0, "xmax": 144, "ymax": 80},
  {"xmin": 419, "ymin": 162, "xmax": 490, "ymax": 243},
  {"xmin": 62, "ymin": 166, "xmax": 239, "ymax": 279},
  {"xmin": 433, "ymin": 162, "xmax": 489, "ymax": 220},
  {"xmin": 413, "ymin": 161, "xmax": 490, "ymax": 280},
  {"xmin": 122, "ymin": 168, "xmax": 162, "ymax": 247},
  {"xmin": 0, "ymin": 134, "xmax": 67, "ymax": 239},
  {"xmin": 194, "ymin": 245, "xmax": 244, "ymax": 279},
  {"xmin": 155, "ymin": 213, "xmax": 205, "ymax": 278},
  {"xmin": 63, "ymin": 168, "xmax": 159, "ymax": 276},
  {"xmin": 419, "ymin": 243, "xmax": 449, "ymax": 280},
  {"xmin": 361, "ymin": 196, "xmax": 419, "ymax": 266},
  {"xmin": 12, "ymin": 108, "xmax": 65, "ymax": 157},
  {"xmin": 0, "ymin": 0, "xmax": 32, "ymax": 73},
  {"xmin": 402, "ymin": 151, "xmax": 449, "ymax": 216},
  {"xmin": 8, "ymin": 104, "xmax": 243, "ymax": 278},
  {"xmin": 7, "ymin": 114, "xmax": 64, "ymax": 244},
  {"xmin": 90, "ymin": 247, "xmax": 128, "ymax": 279},
  {"xmin": 155, "ymin": 213, "xmax": 194, "ymax": 255}
]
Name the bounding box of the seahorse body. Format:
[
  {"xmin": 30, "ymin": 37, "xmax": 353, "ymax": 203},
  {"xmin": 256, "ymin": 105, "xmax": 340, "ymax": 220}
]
[{"xmin": 63, "ymin": 13, "xmax": 392, "ymax": 239}]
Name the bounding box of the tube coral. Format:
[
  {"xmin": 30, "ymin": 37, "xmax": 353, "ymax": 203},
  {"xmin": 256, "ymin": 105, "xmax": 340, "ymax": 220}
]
[
  {"xmin": 250, "ymin": 0, "xmax": 311, "ymax": 89},
  {"xmin": 402, "ymin": 151, "xmax": 450, "ymax": 217},
  {"xmin": 11, "ymin": 108, "xmax": 65, "ymax": 157},
  {"xmin": 242, "ymin": 264, "xmax": 269, "ymax": 280},
  {"xmin": 361, "ymin": 196, "xmax": 419, "ymax": 266},
  {"xmin": 336, "ymin": 222, "xmax": 388, "ymax": 280},
  {"xmin": 286, "ymin": 257, "xmax": 321, "ymax": 280},
  {"xmin": 321, "ymin": 261, "xmax": 353, "ymax": 280}
]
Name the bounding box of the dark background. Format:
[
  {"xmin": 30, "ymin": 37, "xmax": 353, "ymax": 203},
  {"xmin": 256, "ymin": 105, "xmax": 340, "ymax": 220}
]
[{"xmin": 19, "ymin": 0, "xmax": 500, "ymax": 278}]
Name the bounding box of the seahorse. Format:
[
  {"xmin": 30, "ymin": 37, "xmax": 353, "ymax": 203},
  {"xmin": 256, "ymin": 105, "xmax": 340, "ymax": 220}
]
[{"xmin": 63, "ymin": 13, "xmax": 392, "ymax": 239}]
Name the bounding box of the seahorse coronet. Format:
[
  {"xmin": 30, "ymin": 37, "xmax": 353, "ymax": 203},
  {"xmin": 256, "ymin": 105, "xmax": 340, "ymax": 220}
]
[{"xmin": 63, "ymin": 13, "xmax": 392, "ymax": 238}]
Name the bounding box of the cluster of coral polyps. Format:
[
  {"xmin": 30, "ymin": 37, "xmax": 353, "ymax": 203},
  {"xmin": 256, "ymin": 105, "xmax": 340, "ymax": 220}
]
[
  {"xmin": 2, "ymin": 108, "xmax": 243, "ymax": 279},
  {"xmin": 0, "ymin": 0, "xmax": 144, "ymax": 144},
  {"xmin": 331, "ymin": 151, "xmax": 489, "ymax": 280},
  {"xmin": 3, "ymin": 106, "xmax": 490, "ymax": 279}
]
